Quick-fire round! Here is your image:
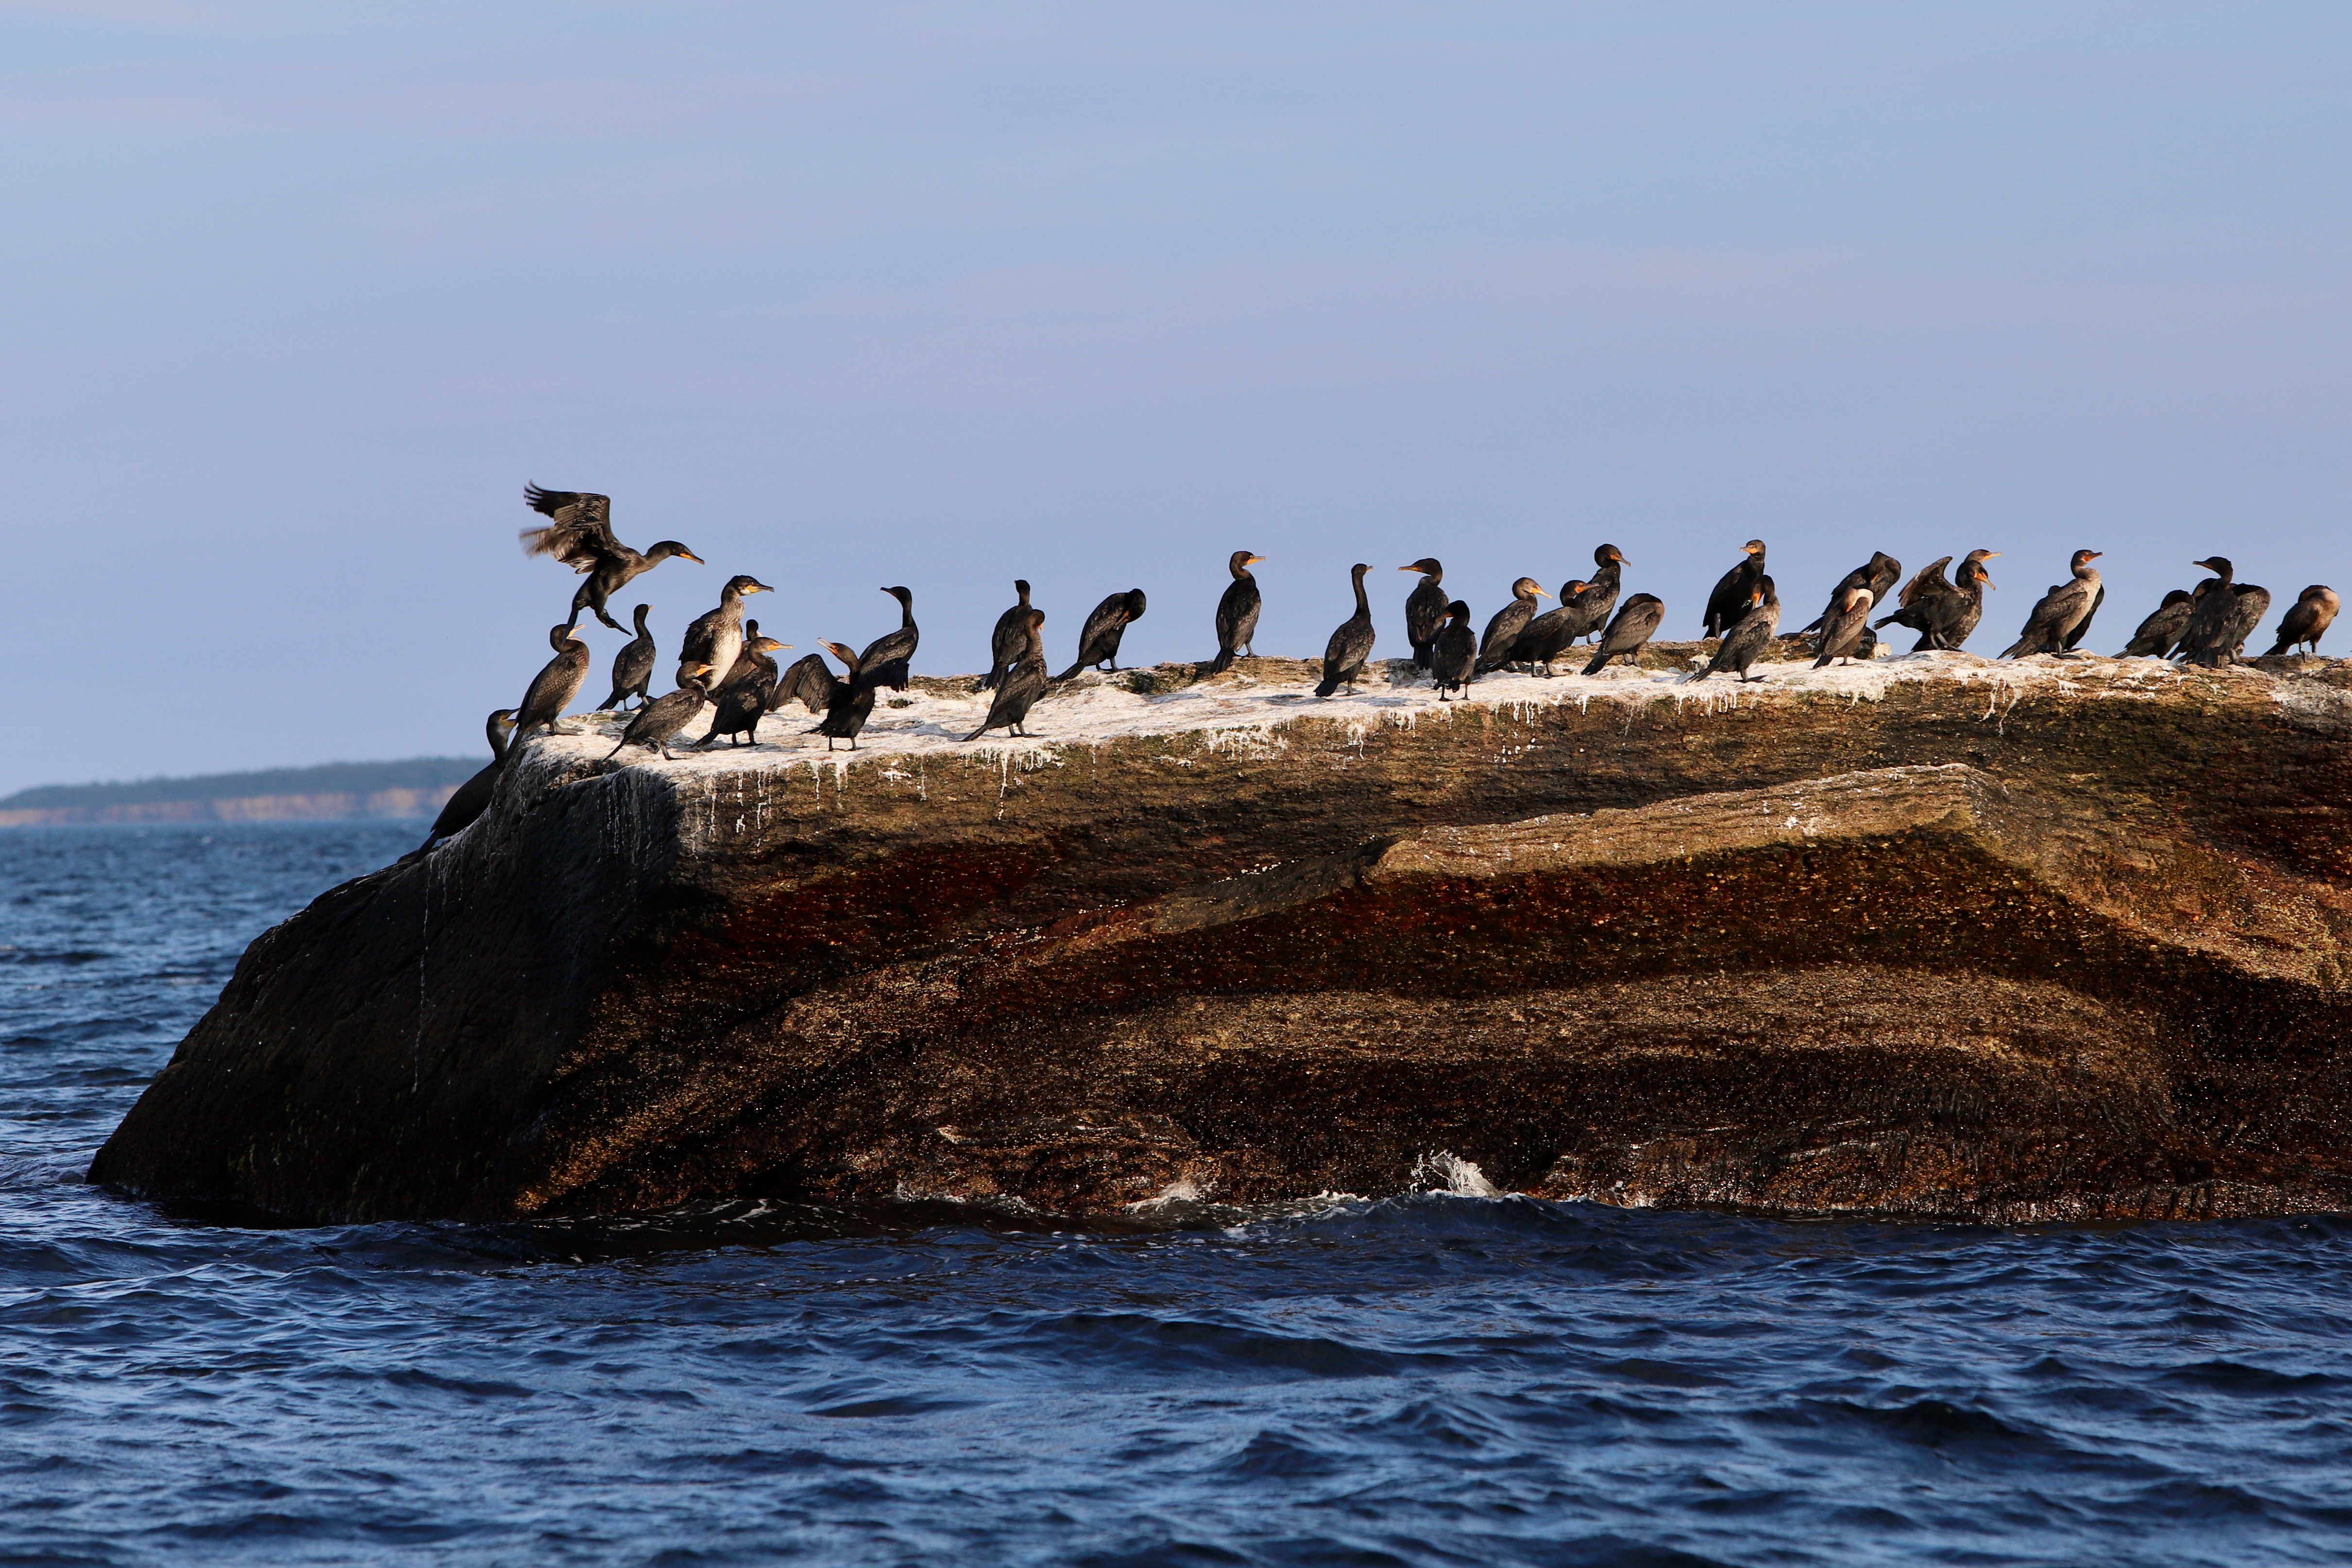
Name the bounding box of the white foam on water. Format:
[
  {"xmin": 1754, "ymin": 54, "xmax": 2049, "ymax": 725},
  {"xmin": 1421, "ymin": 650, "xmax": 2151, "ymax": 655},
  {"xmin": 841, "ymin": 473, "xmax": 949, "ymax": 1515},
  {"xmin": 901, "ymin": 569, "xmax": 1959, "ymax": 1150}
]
[{"xmin": 1413, "ymin": 1150, "xmax": 1501, "ymax": 1199}]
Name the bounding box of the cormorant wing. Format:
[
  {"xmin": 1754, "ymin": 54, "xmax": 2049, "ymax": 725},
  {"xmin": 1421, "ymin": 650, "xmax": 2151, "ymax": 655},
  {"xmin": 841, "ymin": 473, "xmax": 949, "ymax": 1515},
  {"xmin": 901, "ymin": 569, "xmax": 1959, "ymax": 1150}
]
[
  {"xmin": 520, "ymin": 485, "xmax": 619, "ymax": 569},
  {"xmin": 1897, "ymin": 557, "xmax": 1954, "ymax": 608}
]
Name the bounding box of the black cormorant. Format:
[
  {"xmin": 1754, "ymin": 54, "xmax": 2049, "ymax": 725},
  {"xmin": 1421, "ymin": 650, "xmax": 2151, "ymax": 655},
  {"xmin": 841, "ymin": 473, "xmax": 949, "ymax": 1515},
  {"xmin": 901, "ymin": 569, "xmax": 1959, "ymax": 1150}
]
[
  {"xmin": 1400, "ymin": 559, "xmax": 1447, "ymax": 669},
  {"xmin": 2268, "ymin": 586, "xmax": 2340, "ymax": 656},
  {"xmin": 2121, "ymin": 588, "xmax": 2197, "ymax": 657},
  {"xmin": 964, "ymin": 610, "xmax": 1049, "ymax": 741},
  {"xmin": 1692, "ymin": 578, "xmax": 1780, "ymax": 682},
  {"xmin": 977, "ymin": 580, "xmax": 1033, "ymax": 691},
  {"xmin": 416, "ymin": 709, "xmax": 517, "ymax": 853},
  {"xmin": 1430, "ymin": 601, "xmax": 1476, "ymax": 698},
  {"xmin": 605, "ymin": 666, "xmax": 717, "ymax": 761},
  {"xmin": 1935, "ymin": 552, "xmax": 1998, "ymax": 650},
  {"xmin": 1701, "ymin": 541, "xmax": 1767, "ymax": 638},
  {"xmin": 2217, "ymin": 577, "xmax": 2273, "ymax": 664},
  {"xmin": 2061, "ymin": 583, "xmax": 2107, "ymax": 652},
  {"xmin": 2177, "ymin": 556, "xmax": 2247, "ymax": 665},
  {"xmin": 1566, "ymin": 545, "xmax": 1626, "ymax": 644},
  {"xmin": 697, "ymin": 632, "xmax": 790, "ymax": 747},
  {"xmin": 678, "ymin": 575, "xmax": 772, "ymax": 688},
  {"xmin": 1056, "ymin": 589, "xmax": 1148, "ymax": 681},
  {"xmin": 1799, "ymin": 552, "xmax": 1903, "ymax": 643},
  {"xmin": 859, "ymin": 587, "xmax": 920, "ymax": 691},
  {"xmin": 1475, "ymin": 578, "xmax": 1550, "ymax": 672},
  {"xmin": 773, "ymin": 653, "xmax": 838, "ymax": 714},
  {"xmin": 1210, "ymin": 552, "xmax": 1264, "ymax": 673},
  {"xmin": 1504, "ymin": 579, "xmax": 1589, "ymax": 676},
  {"xmin": 598, "ymin": 603, "xmax": 657, "ymax": 711},
  {"xmin": 1582, "ymin": 593, "xmax": 1665, "ymax": 675},
  {"xmin": 1999, "ymin": 550, "xmax": 2103, "ymax": 658},
  {"xmin": 1876, "ymin": 551, "xmax": 1997, "ymax": 651},
  {"xmin": 1315, "ymin": 564, "xmax": 1376, "ymax": 696},
  {"xmin": 1812, "ymin": 586, "xmax": 1877, "ymax": 668},
  {"xmin": 1872, "ymin": 555, "xmax": 1951, "ymax": 645},
  {"xmin": 811, "ymin": 640, "xmax": 885, "ymax": 750},
  {"xmin": 515, "ymin": 623, "xmax": 593, "ymax": 737},
  {"xmin": 520, "ymin": 485, "xmax": 702, "ymax": 632}
]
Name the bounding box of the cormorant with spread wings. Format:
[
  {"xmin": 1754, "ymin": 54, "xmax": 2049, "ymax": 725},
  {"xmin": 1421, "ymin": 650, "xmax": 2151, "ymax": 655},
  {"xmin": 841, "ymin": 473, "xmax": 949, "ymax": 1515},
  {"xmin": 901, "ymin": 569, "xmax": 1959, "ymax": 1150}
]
[{"xmin": 519, "ymin": 484, "xmax": 703, "ymax": 632}]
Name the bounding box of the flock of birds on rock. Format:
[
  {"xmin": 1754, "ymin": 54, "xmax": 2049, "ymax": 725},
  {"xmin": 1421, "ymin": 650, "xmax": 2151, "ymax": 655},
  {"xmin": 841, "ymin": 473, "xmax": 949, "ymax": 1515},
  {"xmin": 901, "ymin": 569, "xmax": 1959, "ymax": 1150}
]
[{"xmin": 412, "ymin": 485, "xmax": 2342, "ymax": 855}]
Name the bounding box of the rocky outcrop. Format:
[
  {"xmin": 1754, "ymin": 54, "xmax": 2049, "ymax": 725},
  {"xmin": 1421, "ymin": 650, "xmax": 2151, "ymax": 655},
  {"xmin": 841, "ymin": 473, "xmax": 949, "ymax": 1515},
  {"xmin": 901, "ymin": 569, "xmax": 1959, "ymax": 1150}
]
[{"xmin": 91, "ymin": 647, "xmax": 2352, "ymax": 1224}]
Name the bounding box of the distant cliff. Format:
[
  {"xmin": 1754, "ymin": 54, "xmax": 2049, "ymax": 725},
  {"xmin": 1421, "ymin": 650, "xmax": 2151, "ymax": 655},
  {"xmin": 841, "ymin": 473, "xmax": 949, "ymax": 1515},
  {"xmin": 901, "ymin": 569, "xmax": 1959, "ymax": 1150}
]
[
  {"xmin": 90, "ymin": 645, "xmax": 2352, "ymax": 1225},
  {"xmin": 0, "ymin": 760, "xmax": 474, "ymax": 827}
]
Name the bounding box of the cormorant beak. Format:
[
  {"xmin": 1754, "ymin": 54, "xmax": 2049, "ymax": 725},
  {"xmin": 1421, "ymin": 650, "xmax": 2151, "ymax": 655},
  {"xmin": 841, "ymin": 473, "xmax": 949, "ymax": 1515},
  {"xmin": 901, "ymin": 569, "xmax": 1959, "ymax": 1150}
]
[
  {"xmin": 1614, "ymin": 551, "xmax": 1627, "ymax": 563},
  {"xmin": 1398, "ymin": 565, "xmax": 1416, "ymax": 572},
  {"xmin": 2086, "ymin": 552, "xmax": 2103, "ymax": 561},
  {"xmin": 1250, "ymin": 556, "xmax": 1266, "ymax": 565},
  {"xmin": 1537, "ymin": 589, "xmax": 1552, "ymax": 599},
  {"xmin": 681, "ymin": 551, "xmax": 704, "ymax": 564}
]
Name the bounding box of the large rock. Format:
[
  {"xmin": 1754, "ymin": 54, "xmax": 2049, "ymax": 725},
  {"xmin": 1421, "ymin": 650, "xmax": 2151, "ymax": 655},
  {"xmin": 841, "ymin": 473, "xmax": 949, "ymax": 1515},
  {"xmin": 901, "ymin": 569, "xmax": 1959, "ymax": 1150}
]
[{"xmin": 90, "ymin": 648, "xmax": 2352, "ymax": 1223}]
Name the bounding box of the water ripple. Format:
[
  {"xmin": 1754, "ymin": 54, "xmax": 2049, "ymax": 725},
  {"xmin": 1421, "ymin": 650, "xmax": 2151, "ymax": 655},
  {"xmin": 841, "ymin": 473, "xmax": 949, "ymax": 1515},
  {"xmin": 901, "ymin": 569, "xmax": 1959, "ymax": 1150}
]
[{"xmin": 4, "ymin": 824, "xmax": 2352, "ymax": 1566}]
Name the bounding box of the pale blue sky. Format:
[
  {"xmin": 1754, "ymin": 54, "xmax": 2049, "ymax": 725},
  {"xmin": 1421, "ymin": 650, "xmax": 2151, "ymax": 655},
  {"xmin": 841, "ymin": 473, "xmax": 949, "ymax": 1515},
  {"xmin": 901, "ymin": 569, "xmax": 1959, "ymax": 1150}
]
[{"xmin": 4, "ymin": 3, "xmax": 2346, "ymax": 791}]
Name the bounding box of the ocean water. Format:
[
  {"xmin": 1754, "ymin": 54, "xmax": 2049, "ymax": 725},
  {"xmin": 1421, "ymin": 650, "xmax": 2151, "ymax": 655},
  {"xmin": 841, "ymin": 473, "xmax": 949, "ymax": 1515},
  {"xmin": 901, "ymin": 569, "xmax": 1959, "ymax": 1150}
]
[{"xmin": 4, "ymin": 825, "xmax": 2352, "ymax": 1567}]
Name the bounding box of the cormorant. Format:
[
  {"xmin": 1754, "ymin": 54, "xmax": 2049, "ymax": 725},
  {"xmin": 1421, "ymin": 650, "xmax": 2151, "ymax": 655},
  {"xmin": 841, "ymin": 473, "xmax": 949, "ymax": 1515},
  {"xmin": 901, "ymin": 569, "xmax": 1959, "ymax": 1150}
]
[
  {"xmin": 773, "ymin": 653, "xmax": 838, "ymax": 714},
  {"xmin": 2176, "ymin": 557, "xmax": 2250, "ymax": 665},
  {"xmin": 416, "ymin": 709, "xmax": 516, "ymax": 853},
  {"xmin": 1872, "ymin": 555, "xmax": 1948, "ymax": 645},
  {"xmin": 1504, "ymin": 579, "xmax": 1589, "ymax": 676},
  {"xmin": 1430, "ymin": 601, "xmax": 1476, "ymax": 698},
  {"xmin": 2268, "ymin": 586, "xmax": 2340, "ymax": 656},
  {"xmin": 678, "ymin": 575, "xmax": 772, "ymax": 689},
  {"xmin": 977, "ymin": 580, "xmax": 1033, "ymax": 691},
  {"xmin": 515, "ymin": 623, "xmax": 593, "ymax": 737},
  {"xmin": 811, "ymin": 640, "xmax": 885, "ymax": 750},
  {"xmin": 1812, "ymin": 586, "xmax": 1877, "ymax": 668},
  {"xmin": 964, "ymin": 610, "xmax": 1049, "ymax": 741},
  {"xmin": 1399, "ymin": 559, "xmax": 1447, "ymax": 670},
  {"xmin": 2061, "ymin": 583, "xmax": 2107, "ymax": 652},
  {"xmin": 597, "ymin": 603, "xmax": 657, "ymax": 711},
  {"xmin": 1476, "ymin": 578, "xmax": 1550, "ymax": 672},
  {"xmin": 2121, "ymin": 589, "xmax": 2197, "ymax": 657},
  {"xmin": 1875, "ymin": 553, "xmax": 1998, "ymax": 651},
  {"xmin": 1582, "ymin": 593, "xmax": 1665, "ymax": 675},
  {"xmin": 1566, "ymin": 545, "xmax": 1626, "ymax": 644},
  {"xmin": 1315, "ymin": 564, "xmax": 1376, "ymax": 696},
  {"xmin": 1210, "ymin": 552, "xmax": 1264, "ymax": 674},
  {"xmin": 1998, "ymin": 550, "xmax": 2103, "ymax": 658},
  {"xmin": 1799, "ymin": 552, "xmax": 1903, "ymax": 643},
  {"xmin": 605, "ymin": 666, "xmax": 717, "ymax": 761},
  {"xmin": 1056, "ymin": 589, "xmax": 1148, "ymax": 681},
  {"xmin": 2213, "ymin": 575, "xmax": 2273, "ymax": 665},
  {"xmin": 1691, "ymin": 578, "xmax": 1780, "ymax": 682},
  {"xmin": 697, "ymin": 631, "xmax": 790, "ymax": 747},
  {"xmin": 1701, "ymin": 541, "xmax": 1767, "ymax": 638},
  {"xmin": 520, "ymin": 485, "xmax": 703, "ymax": 632},
  {"xmin": 859, "ymin": 586, "xmax": 920, "ymax": 691}
]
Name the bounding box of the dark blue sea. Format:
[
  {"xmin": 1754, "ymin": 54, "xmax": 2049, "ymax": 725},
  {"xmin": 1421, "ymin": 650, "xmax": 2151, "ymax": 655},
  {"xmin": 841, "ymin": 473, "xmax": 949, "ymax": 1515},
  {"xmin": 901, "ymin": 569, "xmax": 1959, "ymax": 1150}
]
[{"xmin": 5, "ymin": 824, "xmax": 2352, "ymax": 1566}]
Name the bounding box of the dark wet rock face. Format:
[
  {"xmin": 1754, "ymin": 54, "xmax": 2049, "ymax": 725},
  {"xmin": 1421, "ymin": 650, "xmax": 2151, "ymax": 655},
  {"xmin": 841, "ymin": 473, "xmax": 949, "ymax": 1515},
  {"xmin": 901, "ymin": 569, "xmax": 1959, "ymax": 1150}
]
[{"xmin": 90, "ymin": 651, "xmax": 2352, "ymax": 1223}]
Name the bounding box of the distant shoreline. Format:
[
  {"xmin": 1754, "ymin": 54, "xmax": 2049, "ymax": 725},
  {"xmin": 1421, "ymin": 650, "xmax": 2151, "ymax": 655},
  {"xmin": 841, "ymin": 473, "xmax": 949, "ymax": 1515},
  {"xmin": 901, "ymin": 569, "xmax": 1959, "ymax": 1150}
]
[
  {"xmin": 0, "ymin": 790, "xmax": 461, "ymax": 828},
  {"xmin": 0, "ymin": 758, "xmax": 477, "ymax": 828}
]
